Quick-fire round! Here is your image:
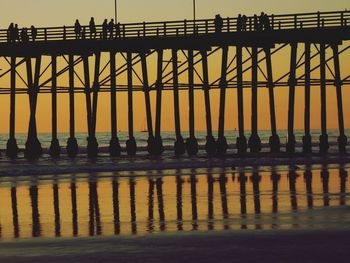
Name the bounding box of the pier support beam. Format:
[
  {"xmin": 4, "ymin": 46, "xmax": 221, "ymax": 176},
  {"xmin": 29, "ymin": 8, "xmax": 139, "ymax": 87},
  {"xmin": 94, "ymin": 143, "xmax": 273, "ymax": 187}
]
[
  {"xmin": 286, "ymin": 43, "xmax": 298, "ymax": 154},
  {"xmin": 303, "ymin": 43, "xmax": 312, "ymax": 153},
  {"xmin": 172, "ymin": 49, "xmax": 185, "ymax": 155},
  {"xmin": 49, "ymin": 55, "xmax": 61, "ymax": 157},
  {"xmin": 6, "ymin": 56, "xmax": 18, "ymax": 158},
  {"xmin": 25, "ymin": 56, "xmax": 42, "ymax": 159},
  {"xmin": 319, "ymin": 44, "xmax": 329, "ymax": 153},
  {"xmin": 264, "ymin": 48, "xmax": 280, "ymax": 152},
  {"xmin": 83, "ymin": 55, "xmax": 99, "ymax": 158},
  {"xmin": 109, "ymin": 51, "xmax": 121, "ymax": 156},
  {"xmin": 67, "ymin": 55, "xmax": 78, "ymax": 157},
  {"xmin": 126, "ymin": 52, "xmax": 137, "ymax": 156},
  {"xmin": 154, "ymin": 50, "xmax": 164, "ymax": 155},
  {"xmin": 140, "ymin": 52, "xmax": 156, "ymax": 155},
  {"xmin": 217, "ymin": 46, "xmax": 229, "ymax": 155},
  {"xmin": 236, "ymin": 46, "xmax": 247, "ymax": 154},
  {"xmin": 201, "ymin": 50, "xmax": 216, "ymax": 155},
  {"xmin": 332, "ymin": 44, "xmax": 347, "ymax": 153},
  {"xmin": 248, "ymin": 47, "xmax": 261, "ymax": 153},
  {"xmin": 186, "ymin": 49, "xmax": 198, "ymax": 155}
]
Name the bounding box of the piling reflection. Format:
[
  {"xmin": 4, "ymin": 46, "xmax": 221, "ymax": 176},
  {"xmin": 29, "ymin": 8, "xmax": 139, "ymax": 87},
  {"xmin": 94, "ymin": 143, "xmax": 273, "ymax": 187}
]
[{"xmin": 0, "ymin": 166, "xmax": 348, "ymax": 240}]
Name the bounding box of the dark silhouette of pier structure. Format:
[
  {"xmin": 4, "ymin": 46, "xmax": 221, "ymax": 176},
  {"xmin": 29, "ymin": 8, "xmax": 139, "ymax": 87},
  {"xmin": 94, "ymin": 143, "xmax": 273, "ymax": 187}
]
[{"xmin": 1, "ymin": 10, "xmax": 350, "ymax": 158}]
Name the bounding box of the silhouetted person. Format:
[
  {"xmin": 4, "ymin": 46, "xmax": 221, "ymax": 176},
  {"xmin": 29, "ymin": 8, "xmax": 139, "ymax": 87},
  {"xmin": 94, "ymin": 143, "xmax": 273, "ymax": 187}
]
[
  {"xmin": 31, "ymin": 26, "xmax": 37, "ymax": 41},
  {"xmin": 242, "ymin": 15, "xmax": 248, "ymax": 31},
  {"xmin": 74, "ymin": 19, "xmax": 81, "ymax": 39},
  {"xmin": 259, "ymin": 12, "xmax": 265, "ymax": 30},
  {"xmin": 214, "ymin": 14, "xmax": 224, "ymax": 33},
  {"xmin": 237, "ymin": 14, "xmax": 242, "ymax": 31},
  {"xmin": 264, "ymin": 14, "xmax": 271, "ymax": 30},
  {"xmin": 108, "ymin": 19, "xmax": 115, "ymax": 39},
  {"xmin": 89, "ymin": 17, "xmax": 96, "ymax": 39},
  {"xmin": 81, "ymin": 27, "xmax": 86, "ymax": 40},
  {"xmin": 102, "ymin": 19, "xmax": 108, "ymax": 39},
  {"xmin": 20, "ymin": 28, "xmax": 29, "ymax": 42},
  {"xmin": 254, "ymin": 14, "xmax": 259, "ymax": 31},
  {"xmin": 7, "ymin": 23, "xmax": 14, "ymax": 42},
  {"xmin": 115, "ymin": 22, "xmax": 121, "ymax": 38},
  {"xmin": 14, "ymin": 24, "xmax": 19, "ymax": 42}
]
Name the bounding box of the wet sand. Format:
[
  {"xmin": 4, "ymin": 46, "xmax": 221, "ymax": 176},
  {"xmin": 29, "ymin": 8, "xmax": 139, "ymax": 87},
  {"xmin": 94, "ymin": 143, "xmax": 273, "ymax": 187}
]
[{"xmin": 0, "ymin": 229, "xmax": 349, "ymax": 263}]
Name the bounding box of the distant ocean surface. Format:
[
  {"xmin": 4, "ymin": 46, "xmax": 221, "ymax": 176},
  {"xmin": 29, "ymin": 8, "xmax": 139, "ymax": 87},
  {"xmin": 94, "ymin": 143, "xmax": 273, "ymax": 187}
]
[{"xmin": 0, "ymin": 129, "xmax": 347, "ymax": 149}]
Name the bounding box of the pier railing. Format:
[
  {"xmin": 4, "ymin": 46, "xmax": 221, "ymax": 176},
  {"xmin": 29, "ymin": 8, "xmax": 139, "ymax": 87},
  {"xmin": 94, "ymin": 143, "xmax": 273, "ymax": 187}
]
[{"xmin": 0, "ymin": 10, "xmax": 349, "ymax": 43}]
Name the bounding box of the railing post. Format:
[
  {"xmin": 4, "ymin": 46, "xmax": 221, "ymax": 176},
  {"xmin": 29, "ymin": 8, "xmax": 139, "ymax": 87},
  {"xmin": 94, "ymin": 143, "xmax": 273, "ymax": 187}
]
[
  {"xmin": 184, "ymin": 19, "xmax": 187, "ymax": 36},
  {"xmin": 205, "ymin": 20, "xmax": 208, "ymax": 34},
  {"xmin": 271, "ymin": 15, "xmax": 275, "ymax": 30},
  {"xmin": 63, "ymin": 26, "xmax": 66, "ymax": 40},
  {"xmin": 44, "ymin": 28, "xmax": 47, "ymax": 41},
  {"xmin": 341, "ymin": 12, "xmax": 344, "ymax": 26},
  {"xmin": 164, "ymin": 22, "xmax": 167, "ymax": 36},
  {"xmin": 143, "ymin": 22, "xmax": 146, "ymax": 37},
  {"xmin": 317, "ymin": 11, "xmax": 321, "ymax": 27},
  {"xmin": 294, "ymin": 15, "xmax": 297, "ymax": 29},
  {"xmin": 227, "ymin": 17, "xmax": 230, "ymax": 32}
]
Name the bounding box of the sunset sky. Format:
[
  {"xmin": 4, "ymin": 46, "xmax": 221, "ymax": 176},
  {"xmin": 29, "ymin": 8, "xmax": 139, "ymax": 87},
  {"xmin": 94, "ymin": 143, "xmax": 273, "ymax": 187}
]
[{"xmin": 0, "ymin": 0, "xmax": 349, "ymax": 135}]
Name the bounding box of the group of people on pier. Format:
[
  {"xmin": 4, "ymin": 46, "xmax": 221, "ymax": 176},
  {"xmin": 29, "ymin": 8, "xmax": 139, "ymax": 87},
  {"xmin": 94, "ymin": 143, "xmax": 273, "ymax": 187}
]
[
  {"xmin": 237, "ymin": 12, "xmax": 271, "ymax": 31},
  {"xmin": 214, "ymin": 12, "xmax": 272, "ymax": 33},
  {"xmin": 7, "ymin": 23, "xmax": 37, "ymax": 43},
  {"xmin": 74, "ymin": 17, "xmax": 121, "ymax": 40}
]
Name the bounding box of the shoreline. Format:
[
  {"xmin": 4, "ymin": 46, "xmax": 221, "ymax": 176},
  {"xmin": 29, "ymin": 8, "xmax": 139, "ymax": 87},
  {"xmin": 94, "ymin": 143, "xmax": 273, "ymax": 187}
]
[{"xmin": 0, "ymin": 148, "xmax": 349, "ymax": 177}]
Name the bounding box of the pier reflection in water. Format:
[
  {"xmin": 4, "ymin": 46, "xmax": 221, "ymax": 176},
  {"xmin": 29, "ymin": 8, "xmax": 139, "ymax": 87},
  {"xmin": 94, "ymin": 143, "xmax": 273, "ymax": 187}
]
[{"xmin": 0, "ymin": 166, "xmax": 349, "ymax": 240}]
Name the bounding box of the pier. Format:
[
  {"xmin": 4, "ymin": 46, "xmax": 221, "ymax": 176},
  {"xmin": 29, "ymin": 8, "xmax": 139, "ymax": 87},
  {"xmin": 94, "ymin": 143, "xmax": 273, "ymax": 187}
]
[{"xmin": 0, "ymin": 10, "xmax": 350, "ymax": 158}]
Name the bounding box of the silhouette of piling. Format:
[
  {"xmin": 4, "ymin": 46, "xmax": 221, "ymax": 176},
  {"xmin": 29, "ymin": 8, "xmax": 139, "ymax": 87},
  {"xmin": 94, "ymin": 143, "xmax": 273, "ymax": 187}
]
[
  {"xmin": 67, "ymin": 55, "xmax": 78, "ymax": 157},
  {"xmin": 186, "ymin": 50, "xmax": 199, "ymax": 156},
  {"xmin": 140, "ymin": 52, "xmax": 156, "ymax": 155},
  {"xmin": 303, "ymin": 43, "xmax": 312, "ymax": 153},
  {"xmin": 49, "ymin": 55, "xmax": 61, "ymax": 157},
  {"xmin": 126, "ymin": 52, "xmax": 137, "ymax": 156},
  {"xmin": 6, "ymin": 56, "xmax": 18, "ymax": 157},
  {"xmin": 172, "ymin": 49, "xmax": 185, "ymax": 155},
  {"xmin": 286, "ymin": 43, "xmax": 298, "ymax": 154},
  {"xmin": 25, "ymin": 57, "xmax": 42, "ymax": 159},
  {"xmin": 319, "ymin": 44, "xmax": 329, "ymax": 153},
  {"xmin": 109, "ymin": 52, "xmax": 121, "ymax": 156},
  {"xmin": 332, "ymin": 44, "xmax": 347, "ymax": 153},
  {"xmin": 154, "ymin": 50, "xmax": 165, "ymax": 155},
  {"xmin": 236, "ymin": 46, "xmax": 247, "ymax": 154},
  {"xmin": 217, "ymin": 46, "xmax": 229, "ymax": 154},
  {"xmin": 248, "ymin": 47, "xmax": 261, "ymax": 153},
  {"xmin": 265, "ymin": 48, "xmax": 280, "ymax": 152},
  {"xmin": 201, "ymin": 50, "xmax": 216, "ymax": 155}
]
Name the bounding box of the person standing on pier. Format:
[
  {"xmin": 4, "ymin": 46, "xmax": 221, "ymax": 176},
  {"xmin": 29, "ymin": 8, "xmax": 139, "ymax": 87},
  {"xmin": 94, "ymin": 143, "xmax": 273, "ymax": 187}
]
[
  {"xmin": 14, "ymin": 24, "xmax": 19, "ymax": 42},
  {"xmin": 89, "ymin": 17, "xmax": 96, "ymax": 39},
  {"xmin": 7, "ymin": 23, "xmax": 14, "ymax": 42},
  {"xmin": 31, "ymin": 26, "xmax": 37, "ymax": 41},
  {"xmin": 108, "ymin": 19, "xmax": 115, "ymax": 39},
  {"xmin": 254, "ymin": 14, "xmax": 259, "ymax": 31},
  {"xmin": 214, "ymin": 14, "xmax": 224, "ymax": 33},
  {"xmin": 237, "ymin": 14, "xmax": 242, "ymax": 31},
  {"xmin": 74, "ymin": 19, "xmax": 81, "ymax": 39},
  {"xmin": 242, "ymin": 15, "xmax": 248, "ymax": 31},
  {"xmin": 102, "ymin": 19, "xmax": 108, "ymax": 39},
  {"xmin": 115, "ymin": 22, "xmax": 121, "ymax": 38}
]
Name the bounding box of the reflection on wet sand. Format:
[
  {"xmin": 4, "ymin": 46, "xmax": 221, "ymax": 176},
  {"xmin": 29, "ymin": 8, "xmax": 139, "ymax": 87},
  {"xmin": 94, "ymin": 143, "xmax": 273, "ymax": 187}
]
[{"xmin": 0, "ymin": 166, "xmax": 349, "ymax": 240}]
